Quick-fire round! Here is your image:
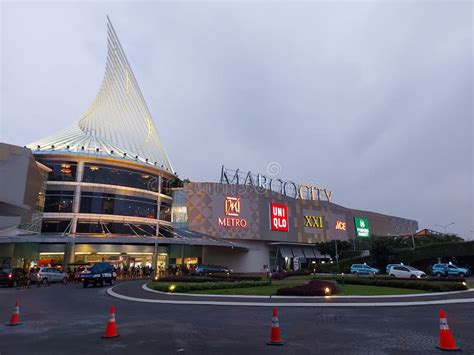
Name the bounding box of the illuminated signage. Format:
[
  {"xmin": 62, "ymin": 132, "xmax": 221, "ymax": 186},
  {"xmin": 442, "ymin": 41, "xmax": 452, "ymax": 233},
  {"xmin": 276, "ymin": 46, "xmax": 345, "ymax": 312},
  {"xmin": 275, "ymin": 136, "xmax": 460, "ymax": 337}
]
[
  {"xmin": 304, "ymin": 215, "xmax": 323, "ymax": 229},
  {"xmin": 354, "ymin": 217, "xmax": 370, "ymax": 238},
  {"xmin": 220, "ymin": 165, "xmax": 333, "ymax": 202},
  {"xmin": 335, "ymin": 220, "xmax": 346, "ymax": 231},
  {"xmin": 224, "ymin": 196, "xmax": 240, "ymax": 216},
  {"xmin": 270, "ymin": 203, "xmax": 289, "ymax": 232},
  {"xmin": 218, "ymin": 197, "xmax": 247, "ymax": 228}
]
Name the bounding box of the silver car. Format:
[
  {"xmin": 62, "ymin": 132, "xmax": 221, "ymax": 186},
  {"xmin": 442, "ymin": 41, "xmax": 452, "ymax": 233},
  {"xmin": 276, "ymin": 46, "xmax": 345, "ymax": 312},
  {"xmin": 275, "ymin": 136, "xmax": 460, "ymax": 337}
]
[{"xmin": 32, "ymin": 267, "xmax": 68, "ymax": 284}]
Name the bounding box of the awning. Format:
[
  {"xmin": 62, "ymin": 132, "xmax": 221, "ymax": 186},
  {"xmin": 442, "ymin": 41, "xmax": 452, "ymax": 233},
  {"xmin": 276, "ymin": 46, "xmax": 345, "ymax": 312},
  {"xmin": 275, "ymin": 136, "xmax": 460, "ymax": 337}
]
[
  {"xmin": 291, "ymin": 247, "xmax": 305, "ymax": 258},
  {"xmin": 279, "ymin": 246, "xmax": 293, "ymax": 258},
  {"xmin": 313, "ymin": 248, "xmax": 324, "ymax": 258},
  {"xmin": 302, "ymin": 246, "xmax": 316, "ymax": 258}
]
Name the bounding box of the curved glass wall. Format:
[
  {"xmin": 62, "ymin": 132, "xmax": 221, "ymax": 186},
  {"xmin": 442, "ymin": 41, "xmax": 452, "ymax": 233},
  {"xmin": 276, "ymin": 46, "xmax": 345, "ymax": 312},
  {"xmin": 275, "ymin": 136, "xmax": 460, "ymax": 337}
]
[
  {"xmin": 41, "ymin": 220, "xmax": 71, "ymax": 233},
  {"xmin": 80, "ymin": 191, "xmax": 157, "ymax": 219},
  {"xmin": 76, "ymin": 221, "xmax": 157, "ymax": 236},
  {"xmin": 44, "ymin": 190, "xmax": 74, "ymax": 213},
  {"xmin": 37, "ymin": 160, "xmax": 77, "ymax": 181},
  {"xmin": 82, "ymin": 163, "xmax": 160, "ymax": 192},
  {"xmin": 159, "ymin": 200, "xmax": 172, "ymax": 222}
]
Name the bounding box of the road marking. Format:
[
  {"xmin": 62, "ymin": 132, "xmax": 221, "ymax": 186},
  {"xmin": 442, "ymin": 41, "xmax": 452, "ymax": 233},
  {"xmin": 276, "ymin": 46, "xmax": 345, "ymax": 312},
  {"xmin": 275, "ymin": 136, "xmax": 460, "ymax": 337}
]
[
  {"xmin": 107, "ymin": 286, "xmax": 474, "ymax": 307},
  {"xmin": 141, "ymin": 283, "xmax": 474, "ymax": 299}
]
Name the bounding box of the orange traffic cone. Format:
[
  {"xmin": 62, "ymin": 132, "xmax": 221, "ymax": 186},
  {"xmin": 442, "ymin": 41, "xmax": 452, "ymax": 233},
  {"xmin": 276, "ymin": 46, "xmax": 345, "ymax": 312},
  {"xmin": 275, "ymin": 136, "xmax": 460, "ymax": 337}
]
[
  {"xmin": 267, "ymin": 307, "xmax": 284, "ymax": 346},
  {"xmin": 102, "ymin": 306, "xmax": 119, "ymax": 338},
  {"xmin": 436, "ymin": 310, "xmax": 461, "ymax": 352},
  {"xmin": 6, "ymin": 300, "xmax": 22, "ymax": 326}
]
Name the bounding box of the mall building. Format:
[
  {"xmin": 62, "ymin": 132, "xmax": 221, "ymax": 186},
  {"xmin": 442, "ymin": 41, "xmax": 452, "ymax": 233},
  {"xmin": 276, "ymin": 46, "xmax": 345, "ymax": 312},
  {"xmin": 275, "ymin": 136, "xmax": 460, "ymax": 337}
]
[{"xmin": 0, "ymin": 18, "xmax": 418, "ymax": 273}]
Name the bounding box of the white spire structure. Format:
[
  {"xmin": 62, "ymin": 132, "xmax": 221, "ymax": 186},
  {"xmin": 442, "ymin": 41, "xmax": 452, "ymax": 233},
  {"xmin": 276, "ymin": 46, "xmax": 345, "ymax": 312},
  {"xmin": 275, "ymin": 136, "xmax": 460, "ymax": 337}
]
[{"xmin": 28, "ymin": 16, "xmax": 174, "ymax": 172}]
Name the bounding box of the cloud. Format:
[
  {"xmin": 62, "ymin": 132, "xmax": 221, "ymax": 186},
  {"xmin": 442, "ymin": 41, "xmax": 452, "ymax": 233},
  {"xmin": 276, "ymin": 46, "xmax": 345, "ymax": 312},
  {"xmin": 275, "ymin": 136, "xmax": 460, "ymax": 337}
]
[{"xmin": 1, "ymin": 1, "xmax": 472, "ymax": 238}]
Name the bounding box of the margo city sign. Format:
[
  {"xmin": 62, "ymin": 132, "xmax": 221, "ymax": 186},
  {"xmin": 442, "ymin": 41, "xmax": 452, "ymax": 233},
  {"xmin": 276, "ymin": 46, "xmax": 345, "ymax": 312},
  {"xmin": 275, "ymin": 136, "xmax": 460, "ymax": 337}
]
[
  {"xmin": 220, "ymin": 166, "xmax": 333, "ymax": 202},
  {"xmin": 218, "ymin": 196, "xmax": 248, "ymax": 228}
]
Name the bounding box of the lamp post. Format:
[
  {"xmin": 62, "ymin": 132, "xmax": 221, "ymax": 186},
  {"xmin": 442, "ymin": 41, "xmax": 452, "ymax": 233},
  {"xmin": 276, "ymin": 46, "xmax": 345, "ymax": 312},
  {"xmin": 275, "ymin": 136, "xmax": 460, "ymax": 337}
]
[{"xmin": 434, "ymin": 222, "xmax": 455, "ymax": 235}]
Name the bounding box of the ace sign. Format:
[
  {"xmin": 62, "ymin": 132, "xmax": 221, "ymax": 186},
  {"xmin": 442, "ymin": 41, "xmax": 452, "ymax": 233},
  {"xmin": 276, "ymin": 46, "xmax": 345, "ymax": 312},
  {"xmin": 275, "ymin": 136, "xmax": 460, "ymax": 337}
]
[{"xmin": 270, "ymin": 203, "xmax": 289, "ymax": 232}]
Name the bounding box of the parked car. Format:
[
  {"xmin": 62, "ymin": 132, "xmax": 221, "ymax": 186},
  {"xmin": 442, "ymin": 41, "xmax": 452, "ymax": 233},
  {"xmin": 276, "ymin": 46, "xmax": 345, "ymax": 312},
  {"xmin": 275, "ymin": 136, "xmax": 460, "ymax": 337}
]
[
  {"xmin": 432, "ymin": 263, "xmax": 470, "ymax": 278},
  {"xmin": 0, "ymin": 267, "xmax": 30, "ymax": 287},
  {"xmin": 80, "ymin": 262, "xmax": 117, "ymax": 288},
  {"xmin": 385, "ymin": 264, "xmax": 402, "ymax": 274},
  {"xmin": 31, "ymin": 267, "xmax": 68, "ymax": 284},
  {"xmin": 389, "ymin": 265, "xmax": 426, "ymax": 279},
  {"xmin": 190, "ymin": 264, "xmax": 230, "ymax": 276},
  {"xmin": 350, "ymin": 264, "xmax": 380, "ymax": 275}
]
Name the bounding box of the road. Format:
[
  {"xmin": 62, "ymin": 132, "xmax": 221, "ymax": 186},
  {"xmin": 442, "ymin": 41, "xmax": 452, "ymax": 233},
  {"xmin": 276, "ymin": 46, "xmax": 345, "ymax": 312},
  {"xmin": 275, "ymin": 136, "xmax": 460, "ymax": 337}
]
[{"xmin": 0, "ymin": 281, "xmax": 473, "ymax": 355}]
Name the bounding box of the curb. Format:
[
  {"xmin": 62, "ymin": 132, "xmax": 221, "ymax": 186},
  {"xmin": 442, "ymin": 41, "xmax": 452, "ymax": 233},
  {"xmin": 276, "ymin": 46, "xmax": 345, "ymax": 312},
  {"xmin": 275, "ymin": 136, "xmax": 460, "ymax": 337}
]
[
  {"xmin": 142, "ymin": 283, "xmax": 474, "ymax": 299},
  {"xmin": 107, "ymin": 284, "xmax": 474, "ymax": 308}
]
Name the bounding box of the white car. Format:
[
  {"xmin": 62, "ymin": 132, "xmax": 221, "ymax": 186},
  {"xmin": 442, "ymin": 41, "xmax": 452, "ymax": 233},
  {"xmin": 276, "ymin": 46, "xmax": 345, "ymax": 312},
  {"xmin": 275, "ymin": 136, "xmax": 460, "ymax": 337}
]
[
  {"xmin": 389, "ymin": 265, "xmax": 426, "ymax": 279},
  {"xmin": 31, "ymin": 267, "xmax": 68, "ymax": 284}
]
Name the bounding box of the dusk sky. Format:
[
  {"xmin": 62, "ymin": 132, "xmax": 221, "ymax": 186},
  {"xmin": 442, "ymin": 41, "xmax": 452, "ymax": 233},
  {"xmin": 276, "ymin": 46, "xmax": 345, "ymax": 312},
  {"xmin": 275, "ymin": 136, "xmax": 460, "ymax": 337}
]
[{"xmin": 1, "ymin": 2, "xmax": 472, "ymax": 239}]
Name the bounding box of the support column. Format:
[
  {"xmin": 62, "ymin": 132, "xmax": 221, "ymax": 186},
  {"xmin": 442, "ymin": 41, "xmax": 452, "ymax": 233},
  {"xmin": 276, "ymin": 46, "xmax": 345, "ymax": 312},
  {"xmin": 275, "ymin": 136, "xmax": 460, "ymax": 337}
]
[
  {"xmin": 70, "ymin": 161, "xmax": 84, "ymax": 235},
  {"xmin": 63, "ymin": 242, "xmax": 75, "ymax": 272},
  {"xmin": 152, "ymin": 242, "xmax": 158, "ymax": 279}
]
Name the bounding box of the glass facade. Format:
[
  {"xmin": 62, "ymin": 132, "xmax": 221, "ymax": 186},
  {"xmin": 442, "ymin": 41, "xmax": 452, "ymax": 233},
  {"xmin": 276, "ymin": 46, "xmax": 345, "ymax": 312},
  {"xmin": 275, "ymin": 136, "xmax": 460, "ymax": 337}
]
[
  {"xmin": 171, "ymin": 189, "xmax": 188, "ymax": 229},
  {"xmin": 80, "ymin": 191, "xmax": 157, "ymax": 219},
  {"xmin": 159, "ymin": 200, "xmax": 172, "ymax": 222},
  {"xmin": 76, "ymin": 221, "xmax": 157, "ymax": 236},
  {"xmin": 41, "ymin": 220, "xmax": 71, "ymax": 233},
  {"xmin": 37, "ymin": 160, "xmax": 77, "ymax": 181},
  {"xmin": 82, "ymin": 163, "xmax": 160, "ymax": 192},
  {"xmin": 161, "ymin": 177, "xmax": 174, "ymax": 196},
  {"xmin": 44, "ymin": 190, "xmax": 74, "ymax": 213}
]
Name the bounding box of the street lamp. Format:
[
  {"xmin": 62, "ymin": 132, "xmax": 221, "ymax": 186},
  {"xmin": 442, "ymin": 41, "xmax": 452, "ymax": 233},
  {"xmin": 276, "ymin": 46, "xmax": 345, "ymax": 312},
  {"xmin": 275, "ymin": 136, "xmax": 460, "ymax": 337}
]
[{"xmin": 434, "ymin": 222, "xmax": 455, "ymax": 235}]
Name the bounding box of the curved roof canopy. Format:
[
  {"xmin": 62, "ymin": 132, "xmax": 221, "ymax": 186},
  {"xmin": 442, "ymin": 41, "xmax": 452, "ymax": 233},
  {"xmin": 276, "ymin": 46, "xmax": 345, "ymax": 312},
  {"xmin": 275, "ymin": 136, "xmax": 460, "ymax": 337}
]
[{"xmin": 27, "ymin": 16, "xmax": 174, "ymax": 173}]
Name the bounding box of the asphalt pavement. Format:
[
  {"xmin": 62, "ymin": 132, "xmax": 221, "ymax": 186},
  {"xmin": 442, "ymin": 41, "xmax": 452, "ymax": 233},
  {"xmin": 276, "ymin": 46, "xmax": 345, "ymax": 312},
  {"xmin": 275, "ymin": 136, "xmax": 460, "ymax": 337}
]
[{"xmin": 0, "ymin": 281, "xmax": 473, "ymax": 355}]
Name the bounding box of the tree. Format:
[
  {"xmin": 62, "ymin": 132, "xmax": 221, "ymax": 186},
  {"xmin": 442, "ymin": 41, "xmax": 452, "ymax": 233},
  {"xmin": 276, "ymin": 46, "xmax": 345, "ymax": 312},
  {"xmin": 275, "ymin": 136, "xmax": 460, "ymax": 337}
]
[{"xmin": 370, "ymin": 239, "xmax": 394, "ymax": 268}]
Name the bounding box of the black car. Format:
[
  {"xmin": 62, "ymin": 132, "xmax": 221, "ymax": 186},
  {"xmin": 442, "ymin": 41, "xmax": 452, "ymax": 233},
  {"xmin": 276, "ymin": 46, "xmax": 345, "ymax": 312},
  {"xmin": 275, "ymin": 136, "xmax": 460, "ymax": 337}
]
[
  {"xmin": 0, "ymin": 267, "xmax": 29, "ymax": 287},
  {"xmin": 190, "ymin": 264, "xmax": 230, "ymax": 276},
  {"xmin": 80, "ymin": 262, "xmax": 117, "ymax": 288}
]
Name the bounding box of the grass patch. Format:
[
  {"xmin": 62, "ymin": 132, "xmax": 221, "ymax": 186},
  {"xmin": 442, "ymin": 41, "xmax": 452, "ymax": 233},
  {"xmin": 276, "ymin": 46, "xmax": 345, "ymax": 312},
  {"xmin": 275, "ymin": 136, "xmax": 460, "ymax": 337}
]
[
  {"xmin": 193, "ymin": 284, "xmax": 282, "ymax": 296},
  {"xmin": 148, "ymin": 280, "xmax": 270, "ymax": 293},
  {"xmin": 336, "ymin": 284, "xmax": 428, "ymax": 296},
  {"xmin": 284, "ymin": 275, "xmax": 316, "ymax": 281},
  {"xmin": 191, "ymin": 283, "xmax": 429, "ymax": 296}
]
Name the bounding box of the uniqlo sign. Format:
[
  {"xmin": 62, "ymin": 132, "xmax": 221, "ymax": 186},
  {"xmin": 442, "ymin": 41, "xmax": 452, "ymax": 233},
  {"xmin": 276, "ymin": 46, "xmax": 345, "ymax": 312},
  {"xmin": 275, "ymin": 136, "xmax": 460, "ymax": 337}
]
[{"xmin": 270, "ymin": 203, "xmax": 289, "ymax": 232}]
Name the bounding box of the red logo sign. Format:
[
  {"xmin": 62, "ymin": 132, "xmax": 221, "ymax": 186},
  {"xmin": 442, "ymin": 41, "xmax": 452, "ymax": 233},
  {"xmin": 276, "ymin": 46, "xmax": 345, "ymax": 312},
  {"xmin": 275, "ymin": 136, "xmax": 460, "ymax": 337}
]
[{"xmin": 270, "ymin": 203, "xmax": 288, "ymax": 232}]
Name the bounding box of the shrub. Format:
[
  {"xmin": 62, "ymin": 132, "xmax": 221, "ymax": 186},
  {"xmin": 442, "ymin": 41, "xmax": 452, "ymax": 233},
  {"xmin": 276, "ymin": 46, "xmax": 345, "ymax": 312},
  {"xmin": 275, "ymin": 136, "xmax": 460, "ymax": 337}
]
[
  {"xmin": 156, "ymin": 276, "xmax": 214, "ymax": 283},
  {"xmin": 149, "ymin": 280, "xmax": 270, "ymax": 293},
  {"xmin": 334, "ymin": 277, "xmax": 468, "ymax": 292},
  {"xmin": 207, "ymin": 274, "xmax": 263, "ymax": 282},
  {"xmin": 276, "ymin": 280, "xmax": 337, "ymax": 296},
  {"xmin": 156, "ymin": 274, "xmax": 263, "ymax": 283}
]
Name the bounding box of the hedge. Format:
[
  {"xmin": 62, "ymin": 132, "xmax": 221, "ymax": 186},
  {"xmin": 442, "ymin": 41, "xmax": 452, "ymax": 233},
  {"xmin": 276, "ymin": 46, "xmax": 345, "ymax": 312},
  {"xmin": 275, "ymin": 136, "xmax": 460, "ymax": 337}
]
[
  {"xmin": 271, "ymin": 271, "xmax": 311, "ymax": 280},
  {"xmin": 334, "ymin": 277, "xmax": 468, "ymax": 292},
  {"xmin": 276, "ymin": 280, "xmax": 336, "ymax": 296},
  {"xmin": 156, "ymin": 275, "xmax": 263, "ymax": 283},
  {"xmin": 149, "ymin": 280, "xmax": 271, "ymax": 293}
]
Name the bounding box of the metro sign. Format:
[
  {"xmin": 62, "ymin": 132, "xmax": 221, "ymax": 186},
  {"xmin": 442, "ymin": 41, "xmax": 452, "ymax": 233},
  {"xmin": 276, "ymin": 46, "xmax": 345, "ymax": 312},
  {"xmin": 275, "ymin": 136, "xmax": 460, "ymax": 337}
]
[
  {"xmin": 270, "ymin": 203, "xmax": 289, "ymax": 232},
  {"xmin": 224, "ymin": 196, "xmax": 240, "ymax": 216},
  {"xmin": 218, "ymin": 197, "xmax": 247, "ymax": 228}
]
